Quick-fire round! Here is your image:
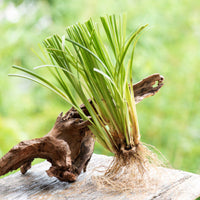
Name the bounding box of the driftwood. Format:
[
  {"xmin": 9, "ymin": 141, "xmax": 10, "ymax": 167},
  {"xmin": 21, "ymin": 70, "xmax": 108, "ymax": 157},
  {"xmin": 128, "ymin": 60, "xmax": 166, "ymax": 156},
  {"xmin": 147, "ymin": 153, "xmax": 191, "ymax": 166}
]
[
  {"xmin": 0, "ymin": 73, "xmax": 164, "ymax": 182},
  {"xmin": 0, "ymin": 154, "xmax": 200, "ymax": 200}
]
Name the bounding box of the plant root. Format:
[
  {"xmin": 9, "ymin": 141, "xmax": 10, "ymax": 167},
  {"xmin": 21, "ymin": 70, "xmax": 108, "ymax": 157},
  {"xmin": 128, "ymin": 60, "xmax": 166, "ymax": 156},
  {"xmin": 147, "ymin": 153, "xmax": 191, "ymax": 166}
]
[{"xmin": 92, "ymin": 143, "xmax": 163, "ymax": 192}]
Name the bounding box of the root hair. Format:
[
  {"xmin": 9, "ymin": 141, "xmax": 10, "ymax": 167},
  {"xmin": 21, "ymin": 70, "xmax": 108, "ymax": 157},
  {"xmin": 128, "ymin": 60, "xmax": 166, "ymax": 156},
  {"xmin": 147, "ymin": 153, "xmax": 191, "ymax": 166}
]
[{"xmin": 92, "ymin": 143, "xmax": 164, "ymax": 192}]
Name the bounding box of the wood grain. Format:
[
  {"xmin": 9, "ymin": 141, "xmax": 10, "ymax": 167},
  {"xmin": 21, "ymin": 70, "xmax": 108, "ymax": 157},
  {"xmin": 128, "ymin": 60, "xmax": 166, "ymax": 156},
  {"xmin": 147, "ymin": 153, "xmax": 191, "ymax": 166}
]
[{"xmin": 0, "ymin": 154, "xmax": 199, "ymax": 200}]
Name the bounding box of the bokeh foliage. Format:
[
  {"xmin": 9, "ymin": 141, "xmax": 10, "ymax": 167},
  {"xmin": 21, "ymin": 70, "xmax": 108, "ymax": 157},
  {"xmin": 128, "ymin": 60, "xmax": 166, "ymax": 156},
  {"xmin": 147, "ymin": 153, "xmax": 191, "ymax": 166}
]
[{"xmin": 0, "ymin": 0, "xmax": 200, "ymax": 174}]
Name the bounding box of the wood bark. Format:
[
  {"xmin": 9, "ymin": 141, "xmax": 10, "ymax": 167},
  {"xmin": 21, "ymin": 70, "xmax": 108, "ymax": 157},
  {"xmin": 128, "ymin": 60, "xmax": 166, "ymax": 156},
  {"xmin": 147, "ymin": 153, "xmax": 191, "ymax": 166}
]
[{"xmin": 0, "ymin": 73, "xmax": 164, "ymax": 182}]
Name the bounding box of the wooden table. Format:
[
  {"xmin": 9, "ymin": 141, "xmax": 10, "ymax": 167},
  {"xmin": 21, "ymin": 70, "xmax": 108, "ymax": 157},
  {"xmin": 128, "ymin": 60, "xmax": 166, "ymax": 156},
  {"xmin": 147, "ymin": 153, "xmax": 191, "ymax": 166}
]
[{"xmin": 0, "ymin": 154, "xmax": 200, "ymax": 200}]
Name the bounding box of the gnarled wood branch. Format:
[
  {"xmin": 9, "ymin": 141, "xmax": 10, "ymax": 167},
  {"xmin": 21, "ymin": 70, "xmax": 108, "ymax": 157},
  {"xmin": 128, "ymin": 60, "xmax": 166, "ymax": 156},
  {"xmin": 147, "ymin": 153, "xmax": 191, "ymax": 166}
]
[
  {"xmin": 0, "ymin": 136, "xmax": 76, "ymax": 182},
  {"xmin": 133, "ymin": 73, "xmax": 164, "ymax": 103},
  {"xmin": 0, "ymin": 73, "xmax": 164, "ymax": 182}
]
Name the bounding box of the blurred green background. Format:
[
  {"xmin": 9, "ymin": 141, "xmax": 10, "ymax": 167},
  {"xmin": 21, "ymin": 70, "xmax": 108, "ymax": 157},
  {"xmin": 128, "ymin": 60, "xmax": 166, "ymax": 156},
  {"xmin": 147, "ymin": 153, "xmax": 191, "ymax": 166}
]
[{"xmin": 0, "ymin": 0, "xmax": 200, "ymax": 174}]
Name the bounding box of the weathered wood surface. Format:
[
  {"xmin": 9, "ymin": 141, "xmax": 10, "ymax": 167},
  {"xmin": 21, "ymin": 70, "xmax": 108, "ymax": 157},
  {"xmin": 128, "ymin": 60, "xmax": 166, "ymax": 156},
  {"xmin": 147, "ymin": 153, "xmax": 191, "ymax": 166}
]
[{"xmin": 0, "ymin": 154, "xmax": 200, "ymax": 200}]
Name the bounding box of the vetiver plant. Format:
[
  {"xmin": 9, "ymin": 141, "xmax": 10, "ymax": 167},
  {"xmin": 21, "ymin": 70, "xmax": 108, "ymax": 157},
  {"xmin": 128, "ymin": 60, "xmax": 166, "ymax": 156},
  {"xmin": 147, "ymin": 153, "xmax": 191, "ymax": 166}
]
[{"xmin": 0, "ymin": 14, "xmax": 164, "ymax": 190}]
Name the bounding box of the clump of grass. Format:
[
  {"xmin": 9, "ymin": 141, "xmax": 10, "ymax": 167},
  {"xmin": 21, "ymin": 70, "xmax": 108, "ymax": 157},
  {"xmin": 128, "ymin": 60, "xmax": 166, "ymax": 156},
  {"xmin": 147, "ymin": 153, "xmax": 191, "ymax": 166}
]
[{"xmin": 10, "ymin": 14, "xmax": 162, "ymax": 191}]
